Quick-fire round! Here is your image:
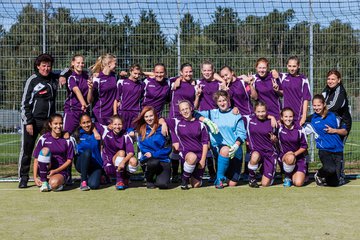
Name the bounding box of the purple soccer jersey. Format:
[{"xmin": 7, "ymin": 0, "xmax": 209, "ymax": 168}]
[
  {"xmin": 196, "ymin": 79, "xmax": 221, "ymax": 111},
  {"xmin": 280, "ymin": 73, "xmax": 311, "ymax": 124},
  {"xmin": 253, "ymin": 72, "xmax": 282, "ymax": 120},
  {"xmin": 116, "ymin": 78, "xmax": 144, "ymax": 130},
  {"xmin": 92, "ymin": 71, "xmax": 117, "ymax": 125},
  {"xmin": 278, "ymin": 124, "xmax": 308, "ymax": 159},
  {"xmin": 96, "ymin": 123, "xmax": 134, "ymax": 176},
  {"xmin": 63, "ymin": 71, "xmax": 89, "ymax": 133},
  {"xmin": 228, "ymin": 77, "xmax": 253, "ymax": 116},
  {"xmin": 33, "ymin": 132, "xmax": 74, "ymax": 170},
  {"xmin": 142, "ymin": 78, "xmax": 170, "ymax": 116},
  {"xmin": 169, "ymin": 78, "xmax": 196, "ymax": 118},
  {"xmin": 64, "ymin": 71, "xmax": 89, "ymax": 112},
  {"xmin": 244, "ymin": 114, "xmax": 276, "ymax": 153},
  {"xmin": 169, "ymin": 118, "xmax": 209, "ymax": 160}
]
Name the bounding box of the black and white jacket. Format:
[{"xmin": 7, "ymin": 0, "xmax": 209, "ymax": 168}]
[
  {"xmin": 20, "ymin": 72, "xmax": 58, "ymax": 125},
  {"xmin": 322, "ymin": 84, "xmax": 352, "ymax": 134}
]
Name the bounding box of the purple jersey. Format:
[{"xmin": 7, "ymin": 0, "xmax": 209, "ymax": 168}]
[
  {"xmin": 196, "ymin": 79, "xmax": 221, "ymax": 111},
  {"xmin": 92, "ymin": 72, "xmax": 117, "ymax": 124},
  {"xmin": 142, "ymin": 78, "xmax": 170, "ymax": 116},
  {"xmin": 253, "ymin": 72, "xmax": 282, "ymax": 119},
  {"xmin": 33, "ymin": 132, "xmax": 74, "ymax": 169},
  {"xmin": 96, "ymin": 123, "xmax": 134, "ymax": 163},
  {"xmin": 169, "ymin": 118, "xmax": 209, "ymax": 159},
  {"xmin": 280, "ymin": 73, "xmax": 311, "ymax": 124},
  {"xmin": 228, "ymin": 77, "xmax": 253, "ymax": 115},
  {"xmin": 169, "ymin": 78, "xmax": 196, "ymax": 118},
  {"xmin": 64, "ymin": 71, "xmax": 89, "ymax": 112},
  {"xmin": 116, "ymin": 78, "xmax": 145, "ymax": 112},
  {"xmin": 244, "ymin": 114, "xmax": 276, "ymax": 154},
  {"xmin": 278, "ymin": 125, "xmax": 307, "ymax": 159}
]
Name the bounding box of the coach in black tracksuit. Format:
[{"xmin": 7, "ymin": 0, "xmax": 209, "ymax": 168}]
[
  {"xmin": 18, "ymin": 53, "xmax": 59, "ymax": 188},
  {"xmin": 322, "ymin": 69, "xmax": 352, "ymax": 185}
]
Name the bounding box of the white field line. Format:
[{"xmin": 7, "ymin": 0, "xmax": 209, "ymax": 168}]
[
  {"xmin": 346, "ymin": 143, "xmax": 360, "ymax": 147},
  {"xmin": 0, "ymin": 140, "xmax": 20, "ymax": 146}
]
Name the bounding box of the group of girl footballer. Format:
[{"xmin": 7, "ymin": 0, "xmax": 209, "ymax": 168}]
[{"xmin": 19, "ymin": 53, "xmax": 351, "ymax": 192}]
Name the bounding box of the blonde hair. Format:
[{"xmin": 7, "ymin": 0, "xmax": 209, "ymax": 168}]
[{"xmin": 89, "ymin": 53, "xmax": 116, "ymax": 73}]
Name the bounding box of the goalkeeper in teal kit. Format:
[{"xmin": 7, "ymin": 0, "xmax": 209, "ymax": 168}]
[{"xmin": 195, "ymin": 90, "xmax": 247, "ymax": 189}]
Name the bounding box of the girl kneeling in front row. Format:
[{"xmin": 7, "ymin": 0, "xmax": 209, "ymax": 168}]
[
  {"xmin": 33, "ymin": 114, "xmax": 74, "ymax": 192},
  {"xmin": 278, "ymin": 108, "xmax": 308, "ymax": 187}
]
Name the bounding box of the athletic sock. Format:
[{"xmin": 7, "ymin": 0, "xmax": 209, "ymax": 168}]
[
  {"xmin": 216, "ymin": 155, "xmax": 230, "ymax": 182},
  {"xmin": 182, "ymin": 162, "xmax": 195, "ymax": 182},
  {"xmin": 38, "ymin": 162, "xmax": 48, "ymax": 182},
  {"xmin": 248, "ymin": 162, "xmax": 258, "ymax": 180}
]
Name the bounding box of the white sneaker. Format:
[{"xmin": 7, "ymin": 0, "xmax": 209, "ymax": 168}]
[{"xmin": 40, "ymin": 182, "xmax": 50, "ymax": 192}]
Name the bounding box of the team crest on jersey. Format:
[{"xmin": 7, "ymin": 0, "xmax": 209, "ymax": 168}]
[
  {"xmin": 148, "ymin": 84, "xmax": 156, "ymax": 88},
  {"xmin": 106, "ymin": 135, "xmax": 113, "ymax": 139},
  {"xmin": 45, "ymin": 141, "xmax": 52, "ymax": 144},
  {"xmin": 250, "ymin": 121, "xmax": 257, "ymax": 125},
  {"xmin": 178, "ymin": 124, "xmax": 186, "ymax": 127}
]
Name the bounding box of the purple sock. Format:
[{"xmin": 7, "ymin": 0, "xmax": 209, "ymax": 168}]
[
  {"xmin": 182, "ymin": 171, "xmax": 191, "ymax": 182},
  {"xmin": 116, "ymin": 170, "xmax": 124, "ymax": 183},
  {"xmin": 38, "ymin": 162, "xmax": 48, "ymax": 182},
  {"xmin": 249, "ymin": 169, "xmax": 256, "ymax": 180}
]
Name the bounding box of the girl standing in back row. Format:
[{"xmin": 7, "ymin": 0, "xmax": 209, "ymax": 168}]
[{"xmin": 87, "ymin": 54, "xmax": 117, "ymax": 125}]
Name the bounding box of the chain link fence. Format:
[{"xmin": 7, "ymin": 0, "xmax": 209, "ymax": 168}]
[{"xmin": 0, "ymin": 0, "xmax": 359, "ymax": 177}]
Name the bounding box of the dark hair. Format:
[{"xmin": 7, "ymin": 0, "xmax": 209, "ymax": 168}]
[
  {"xmin": 254, "ymin": 100, "xmax": 267, "ymax": 111},
  {"xmin": 280, "ymin": 107, "xmax": 295, "ymax": 125},
  {"xmin": 312, "ymin": 94, "xmax": 328, "ymax": 118},
  {"xmin": 180, "ymin": 63, "xmax": 192, "ymax": 71},
  {"xmin": 154, "ymin": 63, "xmax": 167, "ymax": 73},
  {"xmin": 220, "ymin": 65, "xmax": 234, "ymax": 73},
  {"xmin": 34, "ymin": 53, "xmax": 54, "ymax": 72},
  {"xmin": 73, "ymin": 113, "xmax": 93, "ymax": 142},
  {"xmin": 41, "ymin": 113, "xmax": 63, "ymax": 135},
  {"xmin": 326, "ymin": 69, "xmax": 342, "ymax": 83},
  {"xmin": 286, "ymin": 56, "xmax": 300, "ymax": 75},
  {"xmin": 129, "ymin": 64, "xmax": 141, "ymax": 72},
  {"xmin": 133, "ymin": 106, "xmax": 159, "ymax": 141},
  {"xmin": 213, "ymin": 90, "xmax": 230, "ymax": 102}
]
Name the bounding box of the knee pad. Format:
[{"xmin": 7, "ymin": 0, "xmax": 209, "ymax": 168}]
[
  {"xmin": 38, "ymin": 149, "xmax": 51, "ymax": 163},
  {"xmin": 283, "ymin": 162, "xmax": 295, "ymax": 173},
  {"xmin": 114, "ymin": 157, "xmax": 124, "ymax": 167},
  {"xmin": 127, "ymin": 164, "xmax": 138, "ymax": 174}
]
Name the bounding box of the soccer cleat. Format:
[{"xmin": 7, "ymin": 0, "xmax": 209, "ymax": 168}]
[
  {"xmin": 283, "ymin": 178, "xmax": 292, "ymax": 188},
  {"xmin": 52, "ymin": 185, "xmax": 64, "ymax": 192},
  {"xmin": 18, "ymin": 178, "xmax": 28, "ymax": 188},
  {"xmin": 248, "ymin": 178, "xmax": 259, "ymax": 188},
  {"xmin": 80, "ymin": 181, "xmax": 90, "ymax": 191},
  {"xmin": 115, "ymin": 181, "xmax": 126, "ymax": 190},
  {"xmin": 146, "ymin": 182, "xmax": 156, "ymax": 189},
  {"xmin": 40, "ymin": 182, "xmax": 50, "ymax": 192},
  {"xmin": 314, "ymin": 171, "xmax": 325, "ymax": 186},
  {"xmin": 242, "ymin": 174, "xmax": 249, "ymax": 182},
  {"xmin": 171, "ymin": 175, "xmax": 180, "ymax": 183},
  {"xmin": 180, "ymin": 179, "xmax": 190, "ymax": 190},
  {"xmin": 215, "ymin": 179, "xmax": 224, "ymax": 189}
]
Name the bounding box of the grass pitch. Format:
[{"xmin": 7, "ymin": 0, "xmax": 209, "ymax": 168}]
[{"xmin": 0, "ymin": 180, "xmax": 359, "ymax": 240}]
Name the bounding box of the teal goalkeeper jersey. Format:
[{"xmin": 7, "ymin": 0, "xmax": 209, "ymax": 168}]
[{"xmin": 195, "ymin": 108, "xmax": 247, "ymax": 147}]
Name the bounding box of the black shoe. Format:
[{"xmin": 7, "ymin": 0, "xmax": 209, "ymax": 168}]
[
  {"xmin": 65, "ymin": 176, "xmax": 74, "ymax": 186},
  {"xmin": 314, "ymin": 171, "xmax": 325, "ymax": 186},
  {"xmin": 248, "ymin": 178, "xmax": 259, "ymax": 188},
  {"xmin": 171, "ymin": 175, "xmax": 180, "ymax": 183},
  {"xmin": 180, "ymin": 179, "xmax": 189, "ymax": 190},
  {"xmin": 18, "ymin": 178, "xmax": 28, "ymax": 188},
  {"xmin": 146, "ymin": 182, "xmax": 156, "ymax": 189}
]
